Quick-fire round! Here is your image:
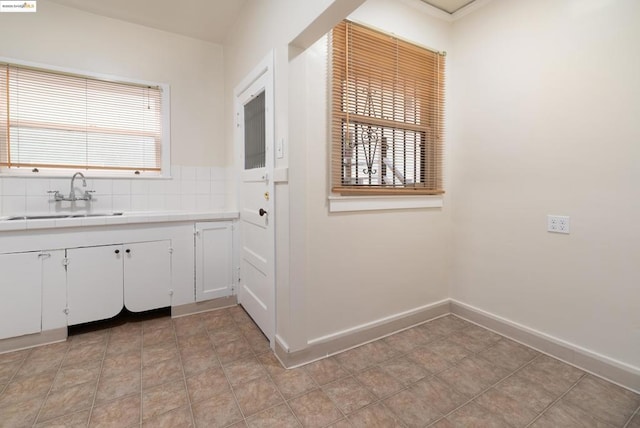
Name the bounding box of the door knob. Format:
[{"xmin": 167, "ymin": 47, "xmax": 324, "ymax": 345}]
[{"xmin": 259, "ymin": 208, "xmax": 267, "ymax": 217}]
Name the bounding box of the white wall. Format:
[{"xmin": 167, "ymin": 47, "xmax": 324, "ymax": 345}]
[
  {"xmin": 223, "ymin": 0, "xmax": 366, "ymax": 350},
  {"xmin": 0, "ymin": 0, "xmax": 230, "ymax": 215},
  {"xmin": 450, "ymin": 0, "xmax": 640, "ymax": 369},
  {"xmin": 298, "ymin": 0, "xmax": 452, "ymax": 345}
]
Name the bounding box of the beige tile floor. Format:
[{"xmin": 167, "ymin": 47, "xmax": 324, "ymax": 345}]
[{"xmin": 0, "ymin": 306, "xmax": 638, "ymax": 427}]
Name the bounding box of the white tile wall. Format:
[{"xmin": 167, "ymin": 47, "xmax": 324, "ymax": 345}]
[{"xmin": 0, "ymin": 166, "xmax": 231, "ymax": 216}]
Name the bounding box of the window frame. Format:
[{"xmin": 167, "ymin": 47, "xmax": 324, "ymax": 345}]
[
  {"xmin": 0, "ymin": 57, "xmax": 171, "ymax": 178},
  {"xmin": 330, "ymin": 20, "xmax": 445, "ymax": 197}
]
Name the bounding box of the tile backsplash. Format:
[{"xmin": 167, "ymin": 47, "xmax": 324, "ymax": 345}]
[{"xmin": 0, "ymin": 166, "xmax": 232, "ymax": 216}]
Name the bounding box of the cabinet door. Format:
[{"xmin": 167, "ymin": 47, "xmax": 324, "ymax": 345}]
[
  {"xmin": 195, "ymin": 222, "xmax": 233, "ymax": 302},
  {"xmin": 41, "ymin": 250, "xmax": 67, "ymax": 331},
  {"xmin": 124, "ymin": 240, "xmax": 171, "ymax": 312},
  {"xmin": 67, "ymin": 245, "xmax": 124, "ymax": 326},
  {"xmin": 0, "ymin": 252, "xmax": 42, "ymax": 339}
]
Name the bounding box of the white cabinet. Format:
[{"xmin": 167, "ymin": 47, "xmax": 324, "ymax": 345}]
[
  {"xmin": 0, "ymin": 250, "xmax": 66, "ymax": 339},
  {"xmin": 66, "ymin": 245, "xmax": 124, "ymax": 326},
  {"xmin": 66, "ymin": 241, "xmax": 172, "ymax": 325},
  {"xmin": 195, "ymin": 222, "xmax": 234, "ymax": 302},
  {"xmin": 124, "ymin": 241, "xmax": 172, "ymax": 312},
  {"xmin": 0, "ymin": 252, "xmax": 43, "ymax": 339}
]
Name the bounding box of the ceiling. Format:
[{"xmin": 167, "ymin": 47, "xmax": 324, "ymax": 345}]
[
  {"xmin": 48, "ymin": 0, "xmax": 248, "ymax": 44},
  {"xmin": 420, "ymin": 0, "xmax": 477, "ymax": 14},
  {"xmin": 47, "ymin": 0, "xmax": 478, "ymax": 44}
]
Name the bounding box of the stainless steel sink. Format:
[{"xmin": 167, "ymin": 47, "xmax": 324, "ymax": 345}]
[
  {"xmin": 5, "ymin": 212, "xmax": 123, "ymax": 221},
  {"xmin": 70, "ymin": 212, "xmax": 124, "ymax": 218}
]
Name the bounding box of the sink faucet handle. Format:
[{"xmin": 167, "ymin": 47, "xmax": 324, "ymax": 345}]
[
  {"xmin": 47, "ymin": 190, "xmax": 63, "ymax": 201},
  {"xmin": 84, "ymin": 190, "xmax": 95, "ymax": 200}
]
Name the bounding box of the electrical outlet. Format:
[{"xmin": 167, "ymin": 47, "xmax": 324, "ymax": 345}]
[{"xmin": 547, "ymin": 215, "xmax": 570, "ymax": 234}]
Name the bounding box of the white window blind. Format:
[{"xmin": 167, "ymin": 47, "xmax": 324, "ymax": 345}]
[{"xmin": 0, "ymin": 63, "xmax": 163, "ymax": 173}]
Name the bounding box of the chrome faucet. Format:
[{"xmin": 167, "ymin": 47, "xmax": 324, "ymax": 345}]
[
  {"xmin": 48, "ymin": 172, "xmax": 95, "ymax": 202},
  {"xmin": 70, "ymin": 172, "xmax": 86, "ymax": 201}
]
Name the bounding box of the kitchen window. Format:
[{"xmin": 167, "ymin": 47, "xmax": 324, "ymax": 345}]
[
  {"xmin": 0, "ymin": 61, "xmax": 169, "ymax": 176},
  {"xmin": 330, "ymin": 20, "xmax": 445, "ymax": 196}
]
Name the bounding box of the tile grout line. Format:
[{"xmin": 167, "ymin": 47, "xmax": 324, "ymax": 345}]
[
  {"xmin": 325, "ymin": 320, "xmax": 471, "ymax": 426},
  {"xmin": 0, "ymin": 349, "xmax": 34, "ymax": 424},
  {"xmin": 5, "ymin": 311, "xmax": 633, "ymax": 427},
  {"xmin": 230, "ymin": 307, "xmax": 310, "ymax": 427},
  {"xmin": 419, "ymin": 316, "xmax": 620, "ymax": 428},
  {"xmin": 31, "ymin": 342, "xmax": 73, "ymax": 426},
  {"xmin": 85, "ymin": 329, "xmax": 112, "ymax": 426},
  {"xmin": 171, "ymin": 317, "xmax": 197, "ymax": 428},
  {"xmin": 138, "ymin": 324, "xmax": 145, "ymax": 427},
  {"xmin": 274, "ymin": 371, "xmax": 310, "ymax": 427},
  {"xmin": 426, "ymin": 352, "xmax": 544, "ymax": 427},
  {"xmin": 0, "ymin": 347, "xmax": 33, "ymax": 397},
  {"xmin": 326, "ymin": 317, "xmax": 473, "ymax": 427},
  {"xmin": 414, "ymin": 321, "xmax": 547, "ymax": 427},
  {"xmin": 622, "ymin": 404, "xmax": 640, "ymax": 428},
  {"xmin": 239, "ymin": 312, "xmax": 308, "ymax": 427},
  {"xmin": 523, "ymin": 372, "xmax": 587, "ymax": 428},
  {"xmin": 215, "ymin": 314, "xmax": 250, "ymax": 425},
  {"xmin": 139, "ymin": 318, "xmax": 190, "ymax": 425}
]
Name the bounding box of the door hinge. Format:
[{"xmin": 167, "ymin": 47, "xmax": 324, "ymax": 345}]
[
  {"xmin": 63, "ymin": 308, "xmax": 69, "ymax": 315},
  {"xmin": 168, "ymin": 247, "xmax": 174, "ymax": 254},
  {"xmin": 62, "ymin": 258, "xmax": 70, "ymax": 269},
  {"xmin": 236, "ymin": 266, "xmax": 241, "ymax": 283}
]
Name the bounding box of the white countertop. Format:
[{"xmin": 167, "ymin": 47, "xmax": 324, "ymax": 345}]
[{"xmin": 0, "ymin": 211, "xmax": 239, "ymax": 232}]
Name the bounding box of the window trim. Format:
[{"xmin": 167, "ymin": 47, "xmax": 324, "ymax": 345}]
[
  {"xmin": 328, "ymin": 194, "xmax": 443, "ymax": 213},
  {"xmin": 0, "ymin": 57, "xmax": 171, "ymax": 178}
]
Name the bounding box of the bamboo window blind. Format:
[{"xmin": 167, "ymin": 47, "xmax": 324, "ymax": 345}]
[
  {"xmin": 331, "ymin": 20, "xmax": 445, "ymax": 195},
  {"xmin": 0, "ymin": 63, "xmax": 162, "ymax": 173}
]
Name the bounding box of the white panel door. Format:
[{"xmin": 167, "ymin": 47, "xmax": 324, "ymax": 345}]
[
  {"xmin": 195, "ymin": 222, "xmax": 233, "ymax": 302},
  {"xmin": 66, "ymin": 245, "xmax": 124, "ymax": 325},
  {"xmin": 235, "ymin": 52, "xmax": 275, "ymax": 343},
  {"xmin": 124, "ymin": 241, "xmax": 172, "ymax": 312},
  {"xmin": 0, "ymin": 252, "xmax": 42, "ymax": 339}
]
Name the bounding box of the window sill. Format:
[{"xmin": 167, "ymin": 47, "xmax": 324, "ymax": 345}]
[
  {"xmin": 0, "ymin": 169, "xmax": 169, "ymax": 179},
  {"xmin": 328, "ymin": 195, "xmax": 443, "ymax": 213}
]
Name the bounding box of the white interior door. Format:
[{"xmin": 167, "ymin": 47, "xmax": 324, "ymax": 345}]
[{"xmin": 235, "ymin": 53, "xmax": 275, "ymax": 343}]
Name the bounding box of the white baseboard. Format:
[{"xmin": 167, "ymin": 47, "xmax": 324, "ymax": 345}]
[
  {"xmin": 171, "ymin": 295, "xmax": 238, "ymax": 318},
  {"xmin": 275, "ymin": 297, "xmax": 639, "ymax": 393},
  {"xmin": 0, "ymin": 328, "xmax": 67, "ymax": 354},
  {"xmin": 307, "ymin": 299, "xmax": 451, "ymax": 346},
  {"xmin": 276, "ymin": 299, "xmax": 451, "ymax": 368},
  {"xmin": 450, "ymin": 299, "xmax": 640, "ymax": 394}
]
